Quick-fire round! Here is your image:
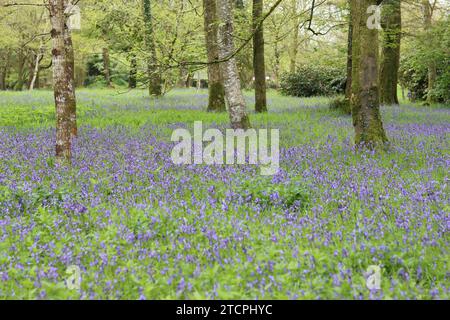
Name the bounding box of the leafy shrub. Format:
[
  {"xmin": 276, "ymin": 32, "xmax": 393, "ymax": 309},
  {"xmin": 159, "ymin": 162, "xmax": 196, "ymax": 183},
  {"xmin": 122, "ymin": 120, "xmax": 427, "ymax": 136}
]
[
  {"xmin": 280, "ymin": 65, "xmax": 346, "ymax": 97},
  {"xmin": 400, "ymin": 55, "xmax": 450, "ymax": 104},
  {"xmin": 399, "ymin": 55, "xmax": 429, "ymax": 102},
  {"xmin": 84, "ymin": 54, "xmax": 129, "ymax": 88},
  {"xmin": 238, "ymin": 177, "xmax": 310, "ymax": 211}
]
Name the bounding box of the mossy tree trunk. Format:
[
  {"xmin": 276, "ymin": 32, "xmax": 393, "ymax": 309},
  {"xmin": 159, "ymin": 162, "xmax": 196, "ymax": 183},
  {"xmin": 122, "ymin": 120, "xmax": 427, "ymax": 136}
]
[
  {"xmin": 15, "ymin": 49, "xmax": 26, "ymax": 91},
  {"xmin": 380, "ymin": 0, "xmax": 401, "ymax": 105},
  {"xmin": 129, "ymin": 54, "xmax": 137, "ymax": 89},
  {"xmin": 217, "ymin": 0, "xmax": 251, "ymax": 130},
  {"xmin": 102, "ymin": 47, "xmax": 112, "ymax": 88},
  {"xmin": 0, "ymin": 50, "xmax": 11, "ymax": 90},
  {"xmin": 350, "ymin": 0, "xmax": 388, "ymax": 147},
  {"xmin": 289, "ymin": 0, "xmax": 300, "ymax": 74},
  {"xmin": 422, "ymin": 0, "xmax": 437, "ymax": 103},
  {"xmin": 253, "ymin": 0, "xmax": 267, "ymax": 113},
  {"xmin": 345, "ymin": 0, "xmax": 353, "ymax": 101},
  {"xmin": 49, "ymin": 0, "xmax": 77, "ymax": 163},
  {"xmin": 63, "ymin": 13, "xmax": 77, "ymax": 138},
  {"xmin": 143, "ymin": 0, "xmax": 162, "ymax": 97},
  {"xmin": 203, "ymin": 0, "xmax": 226, "ymax": 112}
]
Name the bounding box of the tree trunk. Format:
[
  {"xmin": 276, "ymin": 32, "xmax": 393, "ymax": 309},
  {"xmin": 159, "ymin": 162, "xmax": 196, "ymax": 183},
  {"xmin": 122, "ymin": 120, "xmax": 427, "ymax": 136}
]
[
  {"xmin": 143, "ymin": 0, "xmax": 162, "ymax": 96},
  {"xmin": 289, "ymin": 28, "xmax": 299, "ymax": 74},
  {"xmin": 253, "ymin": 0, "xmax": 267, "ymax": 113},
  {"xmin": 196, "ymin": 72, "xmax": 201, "ymax": 91},
  {"xmin": 379, "ymin": 0, "xmax": 401, "ymax": 105},
  {"xmin": 129, "ymin": 53, "xmax": 137, "ymax": 89},
  {"xmin": 203, "ymin": 0, "xmax": 226, "ymax": 112},
  {"xmin": 30, "ymin": 45, "xmax": 44, "ymax": 90},
  {"xmin": 273, "ymin": 31, "xmax": 281, "ymax": 88},
  {"xmin": 217, "ymin": 0, "xmax": 251, "ymax": 130},
  {"xmin": 350, "ymin": 0, "xmax": 388, "ymax": 147},
  {"xmin": 0, "ymin": 69, "xmax": 5, "ymax": 90},
  {"xmin": 0, "ymin": 50, "xmax": 10, "ymax": 90},
  {"xmin": 102, "ymin": 47, "xmax": 112, "ymax": 87},
  {"xmin": 289, "ymin": 0, "xmax": 300, "ymax": 74},
  {"xmin": 177, "ymin": 66, "xmax": 187, "ymax": 88},
  {"xmin": 422, "ymin": 0, "xmax": 436, "ymax": 103},
  {"xmin": 64, "ymin": 10, "xmax": 77, "ymax": 138},
  {"xmin": 49, "ymin": 0, "xmax": 77, "ymax": 162},
  {"xmin": 15, "ymin": 50, "xmax": 26, "ymax": 91},
  {"xmin": 345, "ymin": 2, "xmax": 353, "ymax": 101}
]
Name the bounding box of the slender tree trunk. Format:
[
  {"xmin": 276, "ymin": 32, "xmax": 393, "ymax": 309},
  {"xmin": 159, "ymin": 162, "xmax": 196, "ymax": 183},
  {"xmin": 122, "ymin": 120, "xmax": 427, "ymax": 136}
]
[
  {"xmin": 15, "ymin": 50, "xmax": 26, "ymax": 91},
  {"xmin": 49, "ymin": 0, "xmax": 77, "ymax": 162},
  {"xmin": 289, "ymin": 28, "xmax": 299, "ymax": 74},
  {"xmin": 0, "ymin": 70, "xmax": 5, "ymax": 90},
  {"xmin": 63, "ymin": 10, "xmax": 77, "ymax": 138},
  {"xmin": 196, "ymin": 71, "xmax": 201, "ymax": 92},
  {"xmin": 350, "ymin": 0, "xmax": 388, "ymax": 147},
  {"xmin": 345, "ymin": 3, "xmax": 353, "ymax": 101},
  {"xmin": 102, "ymin": 47, "xmax": 112, "ymax": 87},
  {"xmin": 234, "ymin": 0, "xmax": 252, "ymax": 88},
  {"xmin": 203, "ymin": 0, "xmax": 226, "ymax": 112},
  {"xmin": 422, "ymin": 0, "xmax": 436, "ymax": 103},
  {"xmin": 380, "ymin": 0, "xmax": 401, "ymax": 105},
  {"xmin": 129, "ymin": 53, "xmax": 137, "ymax": 89},
  {"xmin": 30, "ymin": 45, "xmax": 44, "ymax": 90},
  {"xmin": 27, "ymin": 57, "xmax": 35, "ymax": 89},
  {"xmin": 217, "ymin": 0, "xmax": 251, "ymax": 130},
  {"xmin": 253, "ymin": 0, "xmax": 267, "ymax": 112},
  {"xmin": 0, "ymin": 50, "xmax": 10, "ymax": 90},
  {"xmin": 273, "ymin": 30, "xmax": 281, "ymax": 88},
  {"xmin": 143, "ymin": 0, "xmax": 162, "ymax": 96},
  {"xmin": 289, "ymin": 0, "xmax": 300, "ymax": 74},
  {"xmin": 177, "ymin": 66, "xmax": 187, "ymax": 87}
]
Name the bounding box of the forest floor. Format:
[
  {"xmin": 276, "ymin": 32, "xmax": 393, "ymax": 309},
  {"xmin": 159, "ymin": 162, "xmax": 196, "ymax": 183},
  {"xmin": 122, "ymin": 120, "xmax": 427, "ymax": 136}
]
[{"xmin": 0, "ymin": 89, "xmax": 448, "ymax": 299}]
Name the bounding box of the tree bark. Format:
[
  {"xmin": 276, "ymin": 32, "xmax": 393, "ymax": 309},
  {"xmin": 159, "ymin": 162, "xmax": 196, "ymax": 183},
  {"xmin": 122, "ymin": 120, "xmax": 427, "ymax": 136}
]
[
  {"xmin": 289, "ymin": 28, "xmax": 299, "ymax": 74},
  {"xmin": 63, "ymin": 10, "xmax": 77, "ymax": 138},
  {"xmin": 273, "ymin": 28, "xmax": 281, "ymax": 88},
  {"xmin": 143, "ymin": 0, "xmax": 162, "ymax": 96},
  {"xmin": 30, "ymin": 44, "xmax": 44, "ymax": 91},
  {"xmin": 289, "ymin": 0, "xmax": 300, "ymax": 74},
  {"xmin": 217, "ymin": 0, "xmax": 251, "ymax": 130},
  {"xmin": 15, "ymin": 50, "xmax": 26, "ymax": 91},
  {"xmin": 0, "ymin": 50, "xmax": 10, "ymax": 90},
  {"xmin": 350, "ymin": 0, "xmax": 388, "ymax": 147},
  {"xmin": 49, "ymin": 0, "xmax": 77, "ymax": 162},
  {"xmin": 129, "ymin": 53, "xmax": 137, "ymax": 89},
  {"xmin": 203, "ymin": 0, "xmax": 226, "ymax": 112},
  {"xmin": 422, "ymin": 0, "xmax": 436, "ymax": 103},
  {"xmin": 102, "ymin": 47, "xmax": 112, "ymax": 87},
  {"xmin": 345, "ymin": 3, "xmax": 353, "ymax": 101},
  {"xmin": 379, "ymin": 0, "xmax": 401, "ymax": 105},
  {"xmin": 253, "ymin": 0, "xmax": 268, "ymax": 113}
]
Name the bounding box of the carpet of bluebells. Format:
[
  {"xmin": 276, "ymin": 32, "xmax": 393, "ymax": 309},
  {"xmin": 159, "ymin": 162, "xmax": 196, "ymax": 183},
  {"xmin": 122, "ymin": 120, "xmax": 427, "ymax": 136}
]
[{"xmin": 0, "ymin": 89, "xmax": 448, "ymax": 300}]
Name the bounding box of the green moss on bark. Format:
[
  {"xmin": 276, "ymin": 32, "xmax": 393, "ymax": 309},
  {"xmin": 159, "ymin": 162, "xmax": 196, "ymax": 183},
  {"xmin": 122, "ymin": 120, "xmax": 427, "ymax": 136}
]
[{"xmin": 207, "ymin": 82, "xmax": 226, "ymax": 112}]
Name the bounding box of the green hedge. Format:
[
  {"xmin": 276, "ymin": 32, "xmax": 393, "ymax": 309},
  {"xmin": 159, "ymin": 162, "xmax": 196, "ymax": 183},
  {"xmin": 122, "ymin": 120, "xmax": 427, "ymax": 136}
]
[{"xmin": 280, "ymin": 65, "xmax": 346, "ymax": 97}]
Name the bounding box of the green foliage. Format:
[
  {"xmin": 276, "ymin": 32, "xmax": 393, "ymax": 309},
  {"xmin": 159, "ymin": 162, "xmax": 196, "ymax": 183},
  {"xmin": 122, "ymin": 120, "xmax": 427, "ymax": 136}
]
[
  {"xmin": 280, "ymin": 65, "xmax": 346, "ymax": 97},
  {"xmin": 84, "ymin": 54, "xmax": 129, "ymax": 88},
  {"xmin": 400, "ymin": 17, "xmax": 450, "ymax": 104},
  {"xmin": 238, "ymin": 177, "xmax": 310, "ymax": 211},
  {"xmin": 399, "ymin": 54, "xmax": 428, "ymax": 102}
]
